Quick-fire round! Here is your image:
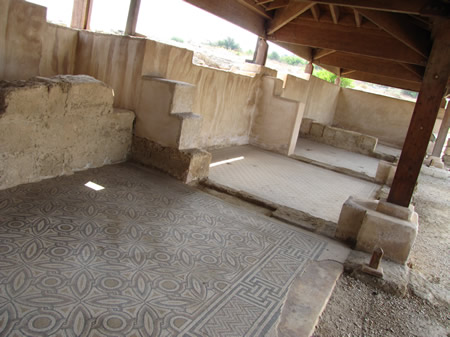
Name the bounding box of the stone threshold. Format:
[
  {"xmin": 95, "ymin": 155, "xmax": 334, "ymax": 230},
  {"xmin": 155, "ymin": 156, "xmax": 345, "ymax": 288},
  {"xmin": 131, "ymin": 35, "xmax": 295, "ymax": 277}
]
[
  {"xmin": 290, "ymin": 153, "xmax": 376, "ymax": 183},
  {"xmin": 201, "ymin": 179, "xmax": 338, "ymax": 239}
]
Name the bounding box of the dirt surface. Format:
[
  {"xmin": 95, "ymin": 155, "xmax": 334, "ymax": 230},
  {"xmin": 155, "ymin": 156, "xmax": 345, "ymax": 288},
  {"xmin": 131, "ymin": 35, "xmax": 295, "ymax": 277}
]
[
  {"xmin": 313, "ymin": 274, "xmax": 449, "ymax": 337},
  {"xmin": 314, "ymin": 173, "xmax": 450, "ymax": 337}
]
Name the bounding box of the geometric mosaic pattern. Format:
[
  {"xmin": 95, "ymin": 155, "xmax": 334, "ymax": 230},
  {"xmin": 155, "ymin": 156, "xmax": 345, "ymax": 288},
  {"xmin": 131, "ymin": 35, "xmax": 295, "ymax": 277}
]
[{"xmin": 0, "ymin": 163, "xmax": 327, "ymax": 337}]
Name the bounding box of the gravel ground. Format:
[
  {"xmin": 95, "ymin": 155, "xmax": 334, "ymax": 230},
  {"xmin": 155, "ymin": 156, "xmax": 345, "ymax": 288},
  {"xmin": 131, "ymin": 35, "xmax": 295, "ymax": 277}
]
[
  {"xmin": 313, "ymin": 274, "xmax": 449, "ymax": 337},
  {"xmin": 313, "ymin": 173, "xmax": 450, "ymax": 337},
  {"xmin": 410, "ymin": 174, "xmax": 450, "ymax": 292}
]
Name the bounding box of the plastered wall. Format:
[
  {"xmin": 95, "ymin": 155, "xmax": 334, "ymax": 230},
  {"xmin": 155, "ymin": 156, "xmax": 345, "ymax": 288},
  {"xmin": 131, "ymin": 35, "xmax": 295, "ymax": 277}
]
[
  {"xmin": 280, "ymin": 75, "xmax": 340, "ymax": 125},
  {"xmin": 334, "ymin": 89, "xmax": 415, "ymax": 148},
  {"xmin": 0, "ymin": 0, "xmax": 78, "ymax": 81}
]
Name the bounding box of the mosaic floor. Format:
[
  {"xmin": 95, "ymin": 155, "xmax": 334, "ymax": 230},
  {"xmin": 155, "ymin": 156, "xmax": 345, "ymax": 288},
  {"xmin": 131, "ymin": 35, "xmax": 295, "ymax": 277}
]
[
  {"xmin": 209, "ymin": 146, "xmax": 379, "ymax": 223},
  {"xmin": 0, "ymin": 163, "xmax": 330, "ymax": 337}
]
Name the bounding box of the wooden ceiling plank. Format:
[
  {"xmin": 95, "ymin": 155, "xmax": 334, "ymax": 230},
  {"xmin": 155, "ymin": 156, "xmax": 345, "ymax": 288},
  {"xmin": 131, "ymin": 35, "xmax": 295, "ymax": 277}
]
[
  {"xmin": 183, "ymin": 0, "xmax": 266, "ymax": 36},
  {"xmin": 267, "ymin": 1, "xmax": 316, "ymax": 34},
  {"xmin": 255, "ymin": 0, "xmax": 274, "ymax": 5},
  {"xmin": 268, "ymin": 20, "xmax": 427, "ymax": 65},
  {"xmin": 329, "ymin": 4, "xmax": 339, "ymax": 24},
  {"xmin": 317, "ymin": 51, "xmax": 424, "ymax": 81},
  {"xmin": 357, "ymin": 9, "xmax": 430, "ymax": 58},
  {"xmin": 310, "ymin": 4, "xmax": 320, "ymax": 21},
  {"xmin": 235, "ymin": 0, "xmax": 273, "ymax": 19},
  {"xmin": 353, "ymin": 9, "xmax": 361, "ymax": 27}
]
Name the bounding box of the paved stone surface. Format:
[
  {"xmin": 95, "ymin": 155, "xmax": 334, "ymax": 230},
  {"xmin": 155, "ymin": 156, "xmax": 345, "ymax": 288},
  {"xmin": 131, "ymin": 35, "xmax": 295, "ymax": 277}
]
[
  {"xmin": 0, "ymin": 163, "xmax": 345, "ymax": 337},
  {"xmin": 294, "ymin": 138, "xmax": 380, "ymax": 178},
  {"xmin": 210, "ymin": 146, "xmax": 379, "ymax": 223}
]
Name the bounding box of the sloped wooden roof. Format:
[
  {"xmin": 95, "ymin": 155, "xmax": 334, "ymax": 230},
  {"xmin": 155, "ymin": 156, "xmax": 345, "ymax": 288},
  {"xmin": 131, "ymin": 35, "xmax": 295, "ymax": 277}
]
[{"xmin": 184, "ymin": 0, "xmax": 450, "ymax": 91}]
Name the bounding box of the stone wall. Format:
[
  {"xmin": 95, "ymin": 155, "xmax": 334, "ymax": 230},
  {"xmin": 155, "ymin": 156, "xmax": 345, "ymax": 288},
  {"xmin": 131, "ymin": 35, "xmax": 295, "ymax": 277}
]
[{"xmin": 0, "ymin": 75, "xmax": 135, "ymax": 190}]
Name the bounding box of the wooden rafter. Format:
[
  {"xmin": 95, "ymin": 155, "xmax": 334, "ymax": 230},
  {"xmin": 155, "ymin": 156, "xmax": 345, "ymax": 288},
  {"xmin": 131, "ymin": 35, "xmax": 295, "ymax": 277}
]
[
  {"xmin": 329, "ymin": 4, "xmax": 339, "ymax": 24},
  {"xmin": 344, "ymin": 71, "xmax": 422, "ymax": 91},
  {"xmin": 269, "ymin": 20, "xmax": 427, "ymax": 65},
  {"xmin": 265, "ymin": 0, "xmax": 290, "ymax": 11},
  {"xmin": 310, "ymin": 4, "xmax": 320, "ymax": 21},
  {"xmin": 353, "ymin": 8, "xmax": 361, "ymax": 27},
  {"xmin": 313, "ymin": 48, "xmax": 336, "ymax": 60},
  {"xmin": 184, "ymin": 0, "xmax": 266, "ymax": 36},
  {"xmin": 235, "ymin": 0, "xmax": 273, "ymax": 19},
  {"xmin": 357, "ymin": 9, "xmax": 430, "ymax": 58},
  {"xmin": 290, "ymin": 0, "xmax": 449, "ymax": 16},
  {"xmin": 267, "ymin": 1, "xmax": 316, "ymax": 34}
]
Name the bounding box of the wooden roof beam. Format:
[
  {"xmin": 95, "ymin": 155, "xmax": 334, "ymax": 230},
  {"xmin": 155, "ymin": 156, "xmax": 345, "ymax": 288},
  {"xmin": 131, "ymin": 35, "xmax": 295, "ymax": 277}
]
[
  {"xmin": 329, "ymin": 4, "xmax": 339, "ymax": 24},
  {"xmin": 265, "ymin": 0, "xmax": 290, "ymax": 11},
  {"xmin": 235, "ymin": 0, "xmax": 273, "ymax": 19},
  {"xmin": 183, "ymin": 0, "xmax": 266, "ymax": 36},
  {"xmin": 267, "ymin": 1, "xmax": 316, "ymax": 34},
  {"xmin": 268, "ymin": 20, "xmax": 427, "ymax": 65},
  {"xmin": 317, "ymin": 51, "xmax": 424, "ymax": 82},
  {"xmin": 345, "ymin": 71, "xmax": 422, "ymax": 91},
  {"xmin": 341, "ymin": 69, "xmax": 356, "ymax": 76},
  {"xmin": 291, "ymin": 0, "xmax": 449, "ymax": 17},
  {"xmin": 313, "ymin": 48, "xmax": 336, "ymax": 60},
  {"xmin": 356, "ymin": 9, "xmax": 430, "ymax": 58}
]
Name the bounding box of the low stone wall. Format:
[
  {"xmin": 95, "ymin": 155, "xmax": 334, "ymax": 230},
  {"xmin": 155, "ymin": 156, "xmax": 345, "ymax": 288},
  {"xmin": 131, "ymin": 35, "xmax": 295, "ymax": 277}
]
[
  {"xmin": 300, "ymin": 118, "xmax": 377, "ymax": 155},
  {"xmin": 132, "ymin": 136, "xmax": 211, "ymax": 183},
  {"xmin": 0, "ymin": 75, "xmax": 135, "ymax": 190}
]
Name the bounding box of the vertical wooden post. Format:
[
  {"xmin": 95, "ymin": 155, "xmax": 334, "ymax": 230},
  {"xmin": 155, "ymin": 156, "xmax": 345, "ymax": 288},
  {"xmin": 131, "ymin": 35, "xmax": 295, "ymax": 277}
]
[
  {"xmin": 431, "ymin": 101, "xmax": 450, "ymax": 157},
  {"xmin": 125, "ymin": 0, "xmax": 141, "ymax": 36},
  {"xmin": 71, "ymin": 0, "xmax": 93, "ymax": 30},
  {"xmin": 253, "ymin": 37, "xmax": 268, "ymax": 66},
  {"xmin": 387, "ymin": 21, "xmax": 450, "ymax": 207}
]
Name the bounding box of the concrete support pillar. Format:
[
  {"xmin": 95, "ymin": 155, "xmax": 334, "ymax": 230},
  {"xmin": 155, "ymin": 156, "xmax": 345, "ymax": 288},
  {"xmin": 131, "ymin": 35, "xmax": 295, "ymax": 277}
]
[
  {"xmin": 388, "ymin": 21, "xmax": 450, "ymax": 207},
  {"xmin": 252, "ymin": 37, "xmax": 268, "ymax": 66},
  {"xmin": 304, "ymin": 62, "xmax": 314, "ymax": 80},
  {"xmin": 335, "ymin": 76, "xmax": 341, "ymax": 86},
  {"xmin": 431, "ymin": 101, "xmax": 450, "ymax": 157},
  {"xmin": 125, "ymin": 0, "xmax": 141, "ymax": 36},
  {"xmin": 71, "ymin": 0, "xmax": 93, "ymax": 30}
]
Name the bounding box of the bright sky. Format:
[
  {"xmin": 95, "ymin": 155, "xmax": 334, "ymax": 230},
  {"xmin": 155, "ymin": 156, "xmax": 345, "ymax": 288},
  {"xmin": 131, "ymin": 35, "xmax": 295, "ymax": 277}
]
[{"xmin": 26, "ymin": 0, "xmax": 292, "ymax": 55}]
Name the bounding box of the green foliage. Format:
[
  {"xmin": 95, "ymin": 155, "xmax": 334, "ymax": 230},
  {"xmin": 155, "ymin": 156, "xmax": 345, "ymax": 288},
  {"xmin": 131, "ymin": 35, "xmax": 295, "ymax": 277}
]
[
  {"xmin": 313, "ymin": 69, "xmax": 355, "ymax": 88},
  {"xmin": 171, "ymin": 36, "xmax": 184, "ymax": 43},
  {"xmin": 280, "ymin": 55, "xmax": 307, "ymax": 66},
  {"xmin": 245, "ymin": 49, "xmax": 254, "ymax": 56},
  {"xmin": 268, "ymin": 51, "xmax": 281, "ymax": 61},
  {"xmin": 401, "ymin": 90, "xmax": 418, "ymax": 98},
  {"xmin": 215, "ymin": 37, "xmax": 241, "ymax": 51}
]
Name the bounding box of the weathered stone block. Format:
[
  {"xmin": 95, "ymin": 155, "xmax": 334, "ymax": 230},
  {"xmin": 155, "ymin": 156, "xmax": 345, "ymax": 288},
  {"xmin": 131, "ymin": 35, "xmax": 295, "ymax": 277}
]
[
  {"xmin": 299, "ymin": 118, "xmax": 314, "ymax": 135},
  {"xmin": 132, "ymin": 136, "xmax": 211, "ymax": 183},
  {"xmin": 336, "ymin": 197, "xmax": 378, "ymax": 244},
  {"xmin": 356, "ymin": 209, "xmax": 418, "ymax": 264},
  {"xmin": 375, "ymin": 160, "xmax": 396, "ymax": 185},
  {"xmin": 310, "ymin": 122, "xmax": 325, "ymax": 138},
  {"xmin": 0, "ymin": 75, "xmax": 135, "ymax": 190},
  {"xmin": 376, "ymin": 200, "xmax": 415, "ymax": 221}
]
